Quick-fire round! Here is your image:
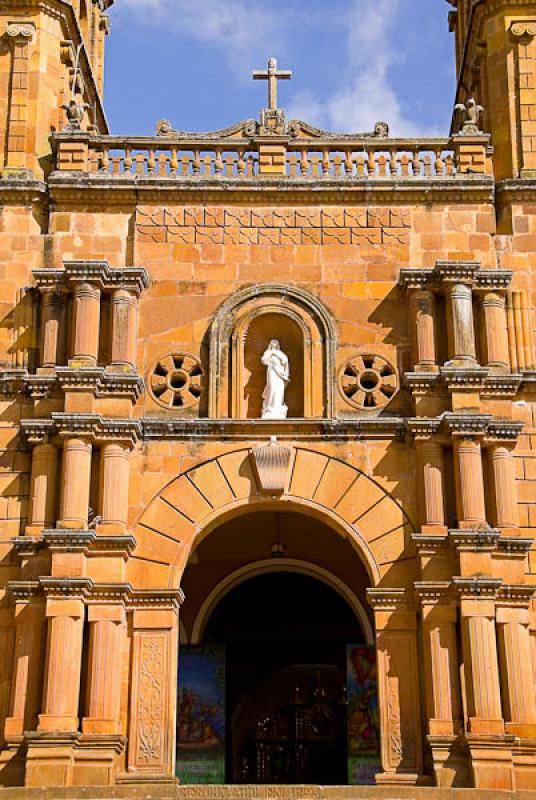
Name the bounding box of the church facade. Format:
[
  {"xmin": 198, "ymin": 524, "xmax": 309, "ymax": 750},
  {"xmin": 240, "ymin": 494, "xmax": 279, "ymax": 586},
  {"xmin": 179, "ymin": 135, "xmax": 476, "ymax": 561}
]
[{"xmin": 2, "ymin": 0, "xmax": 536, "ymax": 794}]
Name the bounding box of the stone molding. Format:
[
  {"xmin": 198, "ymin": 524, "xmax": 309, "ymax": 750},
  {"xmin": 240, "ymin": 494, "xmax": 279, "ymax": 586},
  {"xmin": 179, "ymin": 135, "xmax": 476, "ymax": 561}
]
[
  {"xmin": 400, "ymin": 261, "xmax": 513, "ymax": 292},
  {"xmin": 452, "ymin": 576, "xmax": 503, "ymax": 600},
  {"xmin": 33, "ymin": 261, "xmax": 149, "ymax": 294},
  {"xmin": 414, "ymin": 581, "xmax": 455, "ymax": 604},
  {"xmin": 496, "ymin": 537, "xmax": 534, "ymax": 555},
  {"xmin": 21, "ymin": 368, "xmax": 144, "ymax": 401},
  {"xmin": 449, "ymin": 529, "xmax": 501, "ymax": 552},
  {"xmin": 39, "ymin": 576, "xmax": 93, "ymax": 599},
  {"xmin": 411, "ymin": 533, "xmax": 450, "ymax": 553},
  {"xmin": 367, "ymin": 587, "xmax": 417, "ymax": 612},
  {"xmin": 141, "ymin": 417, "xmax": 407, "ymax": 441}
]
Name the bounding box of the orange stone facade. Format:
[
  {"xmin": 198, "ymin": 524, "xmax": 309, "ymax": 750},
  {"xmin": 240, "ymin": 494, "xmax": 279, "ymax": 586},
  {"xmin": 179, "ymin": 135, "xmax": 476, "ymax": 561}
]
[{"xmin": 2, "ymin": 0, "xmax": 536, "ymax": 793}]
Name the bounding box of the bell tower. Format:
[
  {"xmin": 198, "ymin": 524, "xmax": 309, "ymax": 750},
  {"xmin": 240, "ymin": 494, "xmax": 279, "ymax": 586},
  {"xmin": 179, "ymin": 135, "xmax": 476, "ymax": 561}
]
[
  {"xmin": 449, "ymin": 0, "xmax": 536, "ymax": 179},
  {"xmin": 0, "ymin": 0, "xmax": 113, "ymax": 179}
]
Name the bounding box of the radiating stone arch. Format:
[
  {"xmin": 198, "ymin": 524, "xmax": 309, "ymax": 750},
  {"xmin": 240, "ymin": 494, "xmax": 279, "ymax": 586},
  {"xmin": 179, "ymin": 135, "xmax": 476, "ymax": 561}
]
[
  {"xmin": 189, "ymin": 558, "xmax": 375, "ymax": 645},
  {"xmin": 129, "ymin": 447, "xmax": 416, "ymax": 591},
  {"xmin": 208, "ymin": 284, "xmax": 336, "ymax": 418}
]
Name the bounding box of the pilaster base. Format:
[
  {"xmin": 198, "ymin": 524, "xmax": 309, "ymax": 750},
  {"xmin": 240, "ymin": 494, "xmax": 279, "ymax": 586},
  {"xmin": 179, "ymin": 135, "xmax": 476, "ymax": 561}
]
[
  {"xmin": 72, "ymin": 734, "xmax": 126, "ymax": 786},
  {"xmin": 0, "ymin": 737, "xmax": 26, "ymax": 786},
  {"xmin": 374, "ymin": 771, "xmax": 427, "ymax": 786},
  {"xmin": 25, "ymin": 731, "xmax": 81, "ymax": 787},
  {"xmin": 512, "ymin": 738, "xmax": 536, "ymax": 790},
  {"xmin": 427, "ymin": 735, "xmax": 470, "ymax": 787},
  {"xmin": 466, "ymin": 733, "xmax": 515, "ymax": 790}
]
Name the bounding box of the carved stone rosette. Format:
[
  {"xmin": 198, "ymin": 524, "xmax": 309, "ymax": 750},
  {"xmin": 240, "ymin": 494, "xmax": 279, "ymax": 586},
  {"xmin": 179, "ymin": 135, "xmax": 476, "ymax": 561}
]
[
  {"xmin": 148, "ymin": 354, "xmax": 203, "ymax": 410},
  {"xmin": 339, "ymin": 353, "xmax": 398, "ymax": 411}
]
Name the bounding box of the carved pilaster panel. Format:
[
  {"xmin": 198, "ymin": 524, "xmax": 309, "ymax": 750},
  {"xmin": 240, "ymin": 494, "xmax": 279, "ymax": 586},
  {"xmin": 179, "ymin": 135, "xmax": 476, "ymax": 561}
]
[
  {"xmin": 128, "ymin": 630, "xmax": 173, "ymax": 776},
  {"xmin": 376, "ymin": 629, "xmax": 423, "ymax": 776}
]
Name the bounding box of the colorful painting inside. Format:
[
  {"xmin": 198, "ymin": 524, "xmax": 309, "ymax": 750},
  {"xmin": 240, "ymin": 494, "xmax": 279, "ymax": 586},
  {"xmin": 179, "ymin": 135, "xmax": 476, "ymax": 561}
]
[
  {"xmin": 176, "ymin": 645, "xmax": 226, "ymax": 783},
  {"xmin": 346, "ymin": 645, "xmax": 380, "ymax": 785}
]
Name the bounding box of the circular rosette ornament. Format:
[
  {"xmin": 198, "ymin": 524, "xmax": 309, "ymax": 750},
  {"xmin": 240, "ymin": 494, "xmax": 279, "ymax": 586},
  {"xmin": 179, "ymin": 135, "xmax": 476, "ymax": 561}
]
[
  {"xmin": 339, "ymin": 354, "xmax": 398, "ymax": 411},
  {"xmin": 149, "ymin": 353, "xmax": 203, "ymax": 409}
]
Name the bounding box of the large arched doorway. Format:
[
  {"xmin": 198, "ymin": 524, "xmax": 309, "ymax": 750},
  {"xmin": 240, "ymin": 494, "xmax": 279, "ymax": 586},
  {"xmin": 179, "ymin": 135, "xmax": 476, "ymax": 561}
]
[{"xmin": 177, "ymin": 510, "xmax": 380, "ymax": 785}]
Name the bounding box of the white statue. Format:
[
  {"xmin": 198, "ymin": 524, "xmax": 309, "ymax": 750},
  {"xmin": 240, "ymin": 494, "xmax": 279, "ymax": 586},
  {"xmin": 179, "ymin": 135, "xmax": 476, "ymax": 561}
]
[{"xmin": 261, "ymin": 339, "xmax": 290, "ymax": 419}]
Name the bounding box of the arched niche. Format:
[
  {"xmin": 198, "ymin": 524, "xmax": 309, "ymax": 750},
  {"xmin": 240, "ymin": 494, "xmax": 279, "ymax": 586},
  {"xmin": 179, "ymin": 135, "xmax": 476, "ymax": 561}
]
[{"xmin": 209, "ymin": 284, "xmax": 336, "ymax": 418}]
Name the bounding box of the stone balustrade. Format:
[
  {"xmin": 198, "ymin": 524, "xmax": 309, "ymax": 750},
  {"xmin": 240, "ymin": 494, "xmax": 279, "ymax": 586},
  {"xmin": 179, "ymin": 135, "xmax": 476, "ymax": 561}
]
[{"xmin": 53, "ymin": 132, "xmax": 492, "ymax": 179}]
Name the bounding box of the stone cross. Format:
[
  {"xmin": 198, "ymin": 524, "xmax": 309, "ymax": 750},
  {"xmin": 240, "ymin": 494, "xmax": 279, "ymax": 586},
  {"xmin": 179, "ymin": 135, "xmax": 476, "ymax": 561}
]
[{"xmin": 252, "ymin": 57, "xmax": 292, "ymax": 110}]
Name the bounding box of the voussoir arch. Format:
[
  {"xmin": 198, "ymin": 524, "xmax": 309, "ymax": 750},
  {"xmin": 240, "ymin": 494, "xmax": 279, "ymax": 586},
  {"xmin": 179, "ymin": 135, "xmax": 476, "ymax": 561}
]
[{"xmin": 129, "ymin": 446, "xmax": 416, "ymax": 590}]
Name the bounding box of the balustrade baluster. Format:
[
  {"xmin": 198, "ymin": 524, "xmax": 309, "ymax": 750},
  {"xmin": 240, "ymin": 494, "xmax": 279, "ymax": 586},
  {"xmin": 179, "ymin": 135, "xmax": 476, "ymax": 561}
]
[
  {"xmin": 355, "ymin": 155, "xmax": 364, "ymax": 177},
  {"xmin": 237, "ymin": 150, "xmax": 246, "ymax": 177},
  {"xmin": 214, "ymin": 149, "xmax": 223, "ymax": 176},
  {"xmin": 169, "ymin": 149, "xmax": 178, "ymax": 176},
  {"xmin": 367, "ymin": 150, "xmax": 376, "ymax": 176},
  {"xmin": 435, "ymin": 150, "xmax": 444, "ymax": 176},
  {"xmin": 378, "ymin": 154, "xmax": 387, "ymax": 177},
  {"xmin": 98, "ymin": 149, "xmax": 109, "ymax": 174},
  {"xmin": 333, "ymin": 155, "xmax": 342, "ymax": 178},
  {"xmin": 147, "ymin": 149, "xmax": 156, "ymax": 174},
  {"xmin": 412, "ymin": 150, "xmax": 421, "ymax": 176},
  {"xmin": 287, "ymin": 154, "xmax": 297, "ymax": 178},
  {"xmin": 322, "ymin": 150, "xmax": 330, "ymax": 177},
  {"xmin": 193, "ymin": 151, "xmax": 201, "ymax": 176},
  {"xmin": 135, "ymin": 154, "xmax": 144, "ymax": 176},
  {"xmin": 423, "ymin": 154, "xmax": 432, "ymax": 177},
  {"xmin": 446, "ymin": 154, "xmax": 454, "ymax": 176},
  {"xmin": 157, "ymin": 153, "xmax": 167, "ymax": 177},
  {"xmin": 203, "ymin": 154, "xmax": 212, "ymax": 177},
  {"xmin": 300, "ymin": 149, "xmax": 308, "ymax": 177},
  {"xmin": 400, "ymin": 153, "xmax": 409, "ymax": 177},
  {"xmin": 124, "ymin": 148, "xmax": 133, "ymax": 174},
  {"xmin": 344, "ymin": 150, "xmax": 353, "ymax": 177}
]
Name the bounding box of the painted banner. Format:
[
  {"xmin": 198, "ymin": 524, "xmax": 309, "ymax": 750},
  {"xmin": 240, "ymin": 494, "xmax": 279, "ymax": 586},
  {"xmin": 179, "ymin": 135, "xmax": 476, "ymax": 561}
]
[
  {"xmin": 176, "ymin": 645, "xmax": 226, "ymax": 784},
  {"xmin": 346, "ymin": 644, "xmax": 380, "ymax": 785}
]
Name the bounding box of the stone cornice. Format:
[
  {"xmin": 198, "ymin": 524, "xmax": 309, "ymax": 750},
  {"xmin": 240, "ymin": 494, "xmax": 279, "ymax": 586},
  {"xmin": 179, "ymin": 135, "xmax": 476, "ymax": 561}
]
[
  {"xmin": 441, "ymin": 365, "xmax": 489, "ymax": 391},
  {"xmin": 449, "ymin": 528, "xmax": 501, "ymax": 552},
  {"xmin": 366, "ymin": 587, "xmax": 417, "ymax": 611},
  {"xmin": 35, "ymin": 530, "xmax": 136, "ymax": 558},
  {"xmin": 39, "ymin": 576, "xmax": 93, "ymax": 598},
  {"xmin": 497, "ymin": 584, "xmax": 536, "ymax": 607},
  {"xmin": 452, "ymin": 576, "xmax": 503, "ymax": 599},
  {"xmin": 21, "ymin": 368, "xmax": 143, "ymax": 401},
  {"xmin": 21, "ymin": 415, "xmax": 142, "ymax": 445},
  {"xmin": 7, "ymin": 580, "xmax": 41, "ymax": 601},
  {"xmin": 0, "ymin": 178, "xmax": 48, "ymax": 205},
  {"xmin": 497, "ymin": 537, "xmax": 534, "ymax": 555},
  {"xmin": 442, "ymin": 412, "xmax": 493, "ymax": 437},
  {"xmin": 486, "ymin": 419, "xmax": 525, "ymax": 442},
  {"xmin": 141, "ymin": 417, "xmax": 407, "ymax": 442},
  {"xmin": 411, "ymin": 533, "xmax": 450, "ymax": 553},
  {"xmin": 414, "ymin": 581, "xmax": 455, "ymax": 604},
  {"xmin": 87, "ymin": 583, "xmax": 132, "ymax": 604},
  {"xmin": 33, "ymin": 262, "xmax": 150, "ymax": 294},
  {"xmin": 128, "ymin": 588, "xmax": 185, "ymax": 610},
  {"xmin": 46, "ymin": 174, "xmax": 496, "ymax": 207},
  {"xmin": 407, "ymin": 418, "xmax": 443, "ymax": 439},
  {"xmin": 400, "ymin": 262, "xmax": 513, "ymax": 293}
]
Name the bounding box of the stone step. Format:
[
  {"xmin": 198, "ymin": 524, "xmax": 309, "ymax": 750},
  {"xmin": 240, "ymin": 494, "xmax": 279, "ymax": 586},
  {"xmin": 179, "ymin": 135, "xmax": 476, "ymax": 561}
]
[{"xmin": 0, "ymin": 787, "xmax": 535, "ymax": 800}]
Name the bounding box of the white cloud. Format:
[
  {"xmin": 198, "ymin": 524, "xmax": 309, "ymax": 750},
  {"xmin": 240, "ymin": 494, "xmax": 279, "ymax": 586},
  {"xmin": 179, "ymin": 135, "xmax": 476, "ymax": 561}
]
[
  {"xmin": 287, "ymin": 0, "xmax": 426, "ymax": 136},
  {"xmin": 118, "ymin": 0, "xmax": 439, "ymax": 136},
  {"xmin": 118, "ymin": 0, "xmax": 293, "ymax": 77}
]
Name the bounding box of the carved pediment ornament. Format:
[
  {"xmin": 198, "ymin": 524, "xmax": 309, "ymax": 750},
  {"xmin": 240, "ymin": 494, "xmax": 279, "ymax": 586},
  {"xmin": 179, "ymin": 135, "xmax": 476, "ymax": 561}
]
[
  {"xmin": 250, "ymin": 437, "xmax": 293, "ymax": 495},
  {"xmin": 155, "ymin": 117, "xmax": 390, "ymax": 141}
]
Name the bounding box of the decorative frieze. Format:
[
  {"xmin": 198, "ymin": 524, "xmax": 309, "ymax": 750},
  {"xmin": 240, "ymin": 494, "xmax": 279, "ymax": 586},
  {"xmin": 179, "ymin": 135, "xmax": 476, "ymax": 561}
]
[{"xmin": 33, "ymin": 262, "xmax": 149, "ymax": 294}]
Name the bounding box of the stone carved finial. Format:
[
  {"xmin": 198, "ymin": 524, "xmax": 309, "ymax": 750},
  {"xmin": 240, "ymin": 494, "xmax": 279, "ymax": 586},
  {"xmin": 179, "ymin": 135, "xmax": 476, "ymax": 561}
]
[
  {"xmin": 250, "ymin": 437, "xmax": 293, "ymax": 495},
  {"xmin": 62, "ymin": 98, "xmax": 89, "ymax": 131},
  {"xmin": 454, "ymin": 97, "xmax": 485, "ymax": 135}
]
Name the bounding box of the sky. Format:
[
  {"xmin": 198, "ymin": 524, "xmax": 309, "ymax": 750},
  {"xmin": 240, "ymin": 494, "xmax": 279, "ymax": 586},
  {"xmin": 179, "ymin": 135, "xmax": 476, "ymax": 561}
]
[{"xmin": 103, "ymin": 0, "xmax": 455, "ymax": 138}]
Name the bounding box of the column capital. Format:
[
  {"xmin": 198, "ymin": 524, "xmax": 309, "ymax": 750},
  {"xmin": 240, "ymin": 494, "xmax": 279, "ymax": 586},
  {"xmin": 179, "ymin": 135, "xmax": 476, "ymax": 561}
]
[
  {"xmin": 435, "ymin": 260, "xmax": 480, "ymax": 285},
  {"xmin": 5, "ymin": 21, "xmax": 35, "ymax": 44},
  {"xmin": 510, "ymin": 20, "xmax": 536, "ymax": 39},
  {"xmin": 474, "ymin": 270, "xmax": 513, "ymax": 292}
]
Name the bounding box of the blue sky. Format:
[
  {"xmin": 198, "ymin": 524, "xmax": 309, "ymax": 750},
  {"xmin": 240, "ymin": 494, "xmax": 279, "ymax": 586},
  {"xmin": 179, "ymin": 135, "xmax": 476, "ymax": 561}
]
[{"xmin": 104, "ymin": 0, "xmax": 455, "ymax": 137}]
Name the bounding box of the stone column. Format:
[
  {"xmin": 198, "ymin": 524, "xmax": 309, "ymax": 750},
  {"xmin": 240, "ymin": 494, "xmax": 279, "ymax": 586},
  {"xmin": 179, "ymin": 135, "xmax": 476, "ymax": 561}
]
[
  {"xmin": 368, "ymin": 590, "xmax": 423, "ymax": 785},
  {"xmin": 3, "ymin": 23, "xmax": 35, "ymax": 175},
  {"xmin": 480, "ymin": 291, "xmax": 510, "ymax": 373},
  {"xmin": 419, "ymin": 591, "xmax": 465, "ymax": 787},
  {"xmin": 460, "ymin": 598, "xmax": 503, "ymax": 734},
  {"xmin": 497, "ymin": 604, "xmax": 536, "ymax": 738},
  {"xmin": 83, "ymin": 605, "xmax": 125, "ymax": 734},
  {"xmin": 4, "ymin": 591, "xmax": 46, "ymax": 737},
  {"xmin": 98, "ymin": 442, "xmax": 130, "ymax": 533},
  {"xmin": 27, "ymin": 442, "xmax": 59, "ymax": 534},
  {"xmin": 40, "ymin": 290, "xmax": 66, "ymax": 368},
  {"xmin": 454, "ymin": 437, "xmax": 487, "ymax": 528},
  {"xmin": 446, "ymin": 283, "xmax": 477, "ymax": 364},
  {"xmin": 411, "ymin": 289, "xmax": 438, "ymax": 371},
  {"xmin": 416, "ymin": 438, "xmax": 447, "ymax": 533},
  {"xmin": 490, "ymin": 444, "xmax": 519, "ymax": 533},
  {"xmin": 71, "ymin": 282, "xmax": 101, "ymax": 365},
  {"xmin": 58, "ymin": 437, "xmax": 92, "ymax": 529},
  {"xmin": 110, "ymin": 288, "xmax": 138, "ymax": 370},
  {"xmin": 38, "ymin": 596, "xmax": 85, "ymax": 732}
]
